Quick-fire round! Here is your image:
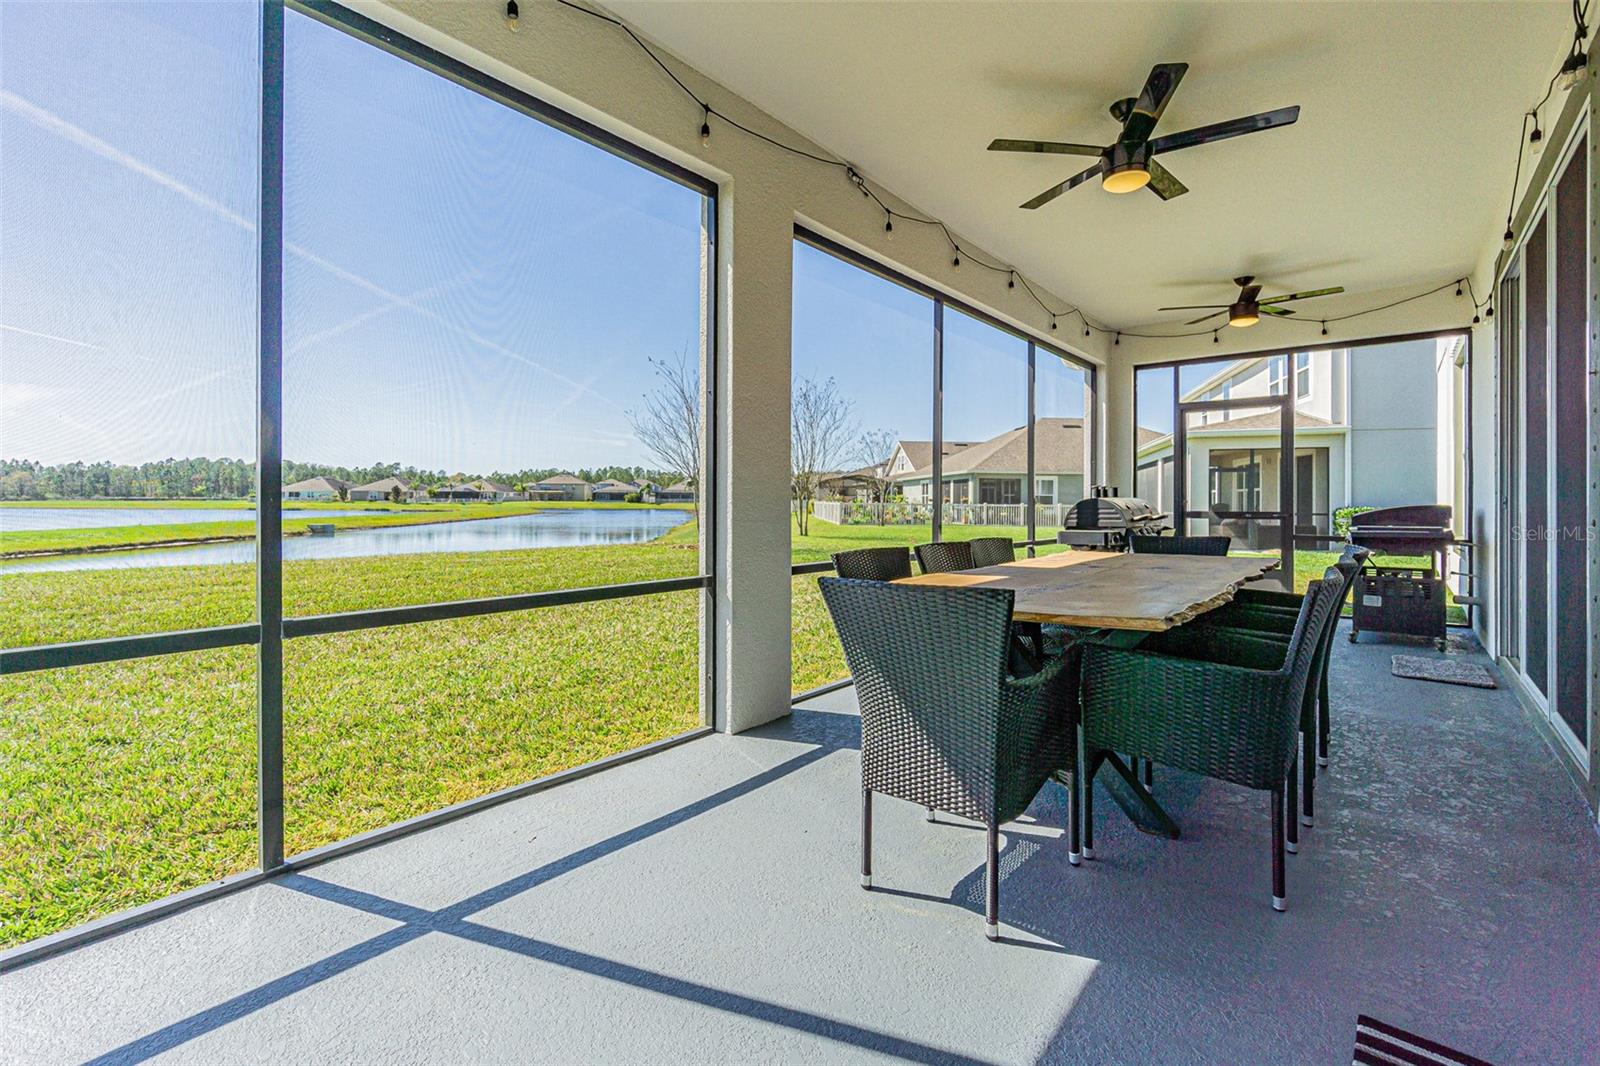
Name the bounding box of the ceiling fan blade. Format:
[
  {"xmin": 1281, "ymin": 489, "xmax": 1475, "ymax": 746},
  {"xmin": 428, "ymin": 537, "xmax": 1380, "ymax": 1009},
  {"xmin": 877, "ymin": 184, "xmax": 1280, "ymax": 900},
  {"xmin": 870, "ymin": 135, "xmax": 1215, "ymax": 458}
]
[
  {"xmin": 1019, "ymin": 163, "xmax": 1101, "ymax": 209},
  {"xmin": 1239, "ymin": 283, "xmax": 1263, "ymax": 304},
  {"xmin": 987, "ymin": 138, "xmax": 1104, "ymax": 156},
  {"xmin": 1124, "ymin": 62, "xmax": 1188, "ymax": 142},
  {"xmin": 1147, "ymin": 105, "xmax": 1300, "ymax": 155},
  {"xmin": 1259, "ymin": 285, "xmax": 1345, "ymax": 304},
  {"xmin": 1145, "ymin": 159, "xmax": 1188, "ymax": 200},
  {"xmin": 1259, "ymin": 305, "xmax": 1296, "ymax": 317},
  {"xmin": 1185, "ymin": 310, "xmax": 1228, "ymax": 326},
  {"xmin": 1157, "ymin": 304, "xmax": 1229, "ymax": 311}
]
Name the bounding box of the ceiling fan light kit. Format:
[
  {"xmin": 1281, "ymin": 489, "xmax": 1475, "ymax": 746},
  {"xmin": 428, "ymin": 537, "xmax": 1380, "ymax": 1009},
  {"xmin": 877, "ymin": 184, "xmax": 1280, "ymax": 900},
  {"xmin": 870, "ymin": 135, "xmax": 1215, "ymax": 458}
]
[
  {"xmin": 1158, "ymin": 275, "xmax": 1344, "ymax": 330},
  {"xmin": 989, "ymin": 62, "xmax": 1299, "ymax": 208}
]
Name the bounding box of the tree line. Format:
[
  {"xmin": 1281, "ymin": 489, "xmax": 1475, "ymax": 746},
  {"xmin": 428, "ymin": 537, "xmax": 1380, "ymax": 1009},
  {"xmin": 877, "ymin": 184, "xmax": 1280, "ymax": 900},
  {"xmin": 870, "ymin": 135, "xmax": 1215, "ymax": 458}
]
[{"xmin": 0, "ymin": 458, "xmax": 674, "ymax": 501}]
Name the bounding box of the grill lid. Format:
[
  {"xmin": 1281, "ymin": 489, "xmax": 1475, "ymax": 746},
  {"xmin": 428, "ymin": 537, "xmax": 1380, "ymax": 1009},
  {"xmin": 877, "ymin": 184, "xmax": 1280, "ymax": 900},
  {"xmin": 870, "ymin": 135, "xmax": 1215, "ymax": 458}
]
[{"xmin": 1064, "ymin": 496, "xmax": 1166, "ymax": 530}]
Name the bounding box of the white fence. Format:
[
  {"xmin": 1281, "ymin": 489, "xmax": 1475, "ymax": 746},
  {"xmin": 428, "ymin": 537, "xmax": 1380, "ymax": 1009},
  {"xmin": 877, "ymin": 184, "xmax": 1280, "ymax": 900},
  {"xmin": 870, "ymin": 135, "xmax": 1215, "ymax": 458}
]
[{"xmin": 811, "ymin": 499, "xmax": 1075, "ymax": 530}]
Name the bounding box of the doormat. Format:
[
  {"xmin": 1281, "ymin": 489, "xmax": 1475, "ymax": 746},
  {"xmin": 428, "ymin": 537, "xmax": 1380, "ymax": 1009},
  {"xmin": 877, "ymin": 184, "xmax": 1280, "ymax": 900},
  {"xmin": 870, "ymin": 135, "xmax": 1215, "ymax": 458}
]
[
  {"xmin": 1391, "ymin": 655, "xmax": 1497, "ymax": 689},
  {"xmin": 1354, "ymin": 1014, "xmax": 1494, "ymax": 1065}
]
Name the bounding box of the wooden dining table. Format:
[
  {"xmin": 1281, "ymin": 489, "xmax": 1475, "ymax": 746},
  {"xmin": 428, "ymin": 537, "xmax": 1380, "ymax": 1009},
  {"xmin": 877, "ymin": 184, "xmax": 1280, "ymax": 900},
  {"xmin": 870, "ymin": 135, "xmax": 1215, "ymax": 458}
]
[{"xmin": 896, "ymin": 549, "xmax": 1280, "ymax": 839}]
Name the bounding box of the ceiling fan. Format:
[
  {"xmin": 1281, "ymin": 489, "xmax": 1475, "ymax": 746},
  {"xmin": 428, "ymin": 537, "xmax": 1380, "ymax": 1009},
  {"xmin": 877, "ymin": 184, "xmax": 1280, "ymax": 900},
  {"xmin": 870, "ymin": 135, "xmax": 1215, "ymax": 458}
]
[
  {"xmin": 987, "ymin": 63, "xmax": 1299, "ymax": 208},
  {"xmin": 1159, "ymin": 276, "xmax": 1345, "ymax": 328}
]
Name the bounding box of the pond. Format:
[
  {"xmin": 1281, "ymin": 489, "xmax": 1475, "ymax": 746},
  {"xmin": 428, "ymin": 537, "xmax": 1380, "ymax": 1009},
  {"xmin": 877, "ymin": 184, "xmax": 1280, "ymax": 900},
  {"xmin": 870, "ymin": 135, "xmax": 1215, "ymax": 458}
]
[
  {"xmin": 1, "ymin": 508, "xmax": 692, "ymax": 573},
  {"xmin": 0, "ymin": 506, "xmax": 372, "ymax": 531}
]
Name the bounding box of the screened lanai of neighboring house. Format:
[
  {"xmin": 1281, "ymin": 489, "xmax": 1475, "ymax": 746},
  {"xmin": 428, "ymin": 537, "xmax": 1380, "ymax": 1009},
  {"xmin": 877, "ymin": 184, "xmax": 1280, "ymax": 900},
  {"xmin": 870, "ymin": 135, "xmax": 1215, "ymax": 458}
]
[{"xmin": 2, "ymin": 2, "xmax": 1597, "ymax": 1063}]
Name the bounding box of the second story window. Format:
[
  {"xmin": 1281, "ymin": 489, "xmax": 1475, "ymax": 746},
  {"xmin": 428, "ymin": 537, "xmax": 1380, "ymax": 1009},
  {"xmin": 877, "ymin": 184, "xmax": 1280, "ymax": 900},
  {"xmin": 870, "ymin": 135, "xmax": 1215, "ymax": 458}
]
[
  {"xmin": 1268, "ymin": 356, "xmax": 1287, "ymax": 396},
  {"xmin": 1295, "ymin": 352, "xmax": 1312, "ymax": 400}
]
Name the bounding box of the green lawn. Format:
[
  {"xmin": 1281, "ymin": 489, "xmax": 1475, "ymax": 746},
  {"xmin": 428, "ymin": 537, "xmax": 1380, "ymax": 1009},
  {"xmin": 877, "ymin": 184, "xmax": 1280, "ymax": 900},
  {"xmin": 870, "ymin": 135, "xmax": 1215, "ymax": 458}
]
[{"xmin": 0, "ymin": 512, "xmax": 1455, "ymax": 946}]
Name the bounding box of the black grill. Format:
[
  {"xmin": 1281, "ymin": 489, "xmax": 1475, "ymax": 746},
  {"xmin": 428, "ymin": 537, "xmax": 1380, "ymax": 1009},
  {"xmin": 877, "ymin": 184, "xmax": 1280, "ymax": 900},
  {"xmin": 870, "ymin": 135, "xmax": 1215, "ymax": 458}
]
[
  {"xmin": 1346, "ymin": 504, "xmax": 1454, "ymax": 649},
  {"xmin": 1057, "ymin": 493, "xmax": 1169, "ymax": 551}
]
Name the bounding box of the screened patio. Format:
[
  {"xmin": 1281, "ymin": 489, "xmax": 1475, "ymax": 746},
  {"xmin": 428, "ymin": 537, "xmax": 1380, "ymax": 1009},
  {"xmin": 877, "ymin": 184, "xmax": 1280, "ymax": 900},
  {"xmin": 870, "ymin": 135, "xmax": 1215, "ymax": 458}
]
[{"xmin": 3, "ymin": 1, "xmax": 1598, "ymax": 1063}]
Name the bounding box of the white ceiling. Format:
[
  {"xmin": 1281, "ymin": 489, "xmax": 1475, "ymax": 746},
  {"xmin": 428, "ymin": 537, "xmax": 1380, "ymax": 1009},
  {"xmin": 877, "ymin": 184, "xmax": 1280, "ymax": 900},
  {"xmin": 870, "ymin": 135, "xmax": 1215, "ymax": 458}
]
[{"xmin": 609, "ymin": 1, "xmax": 1573, "ymax": 329}]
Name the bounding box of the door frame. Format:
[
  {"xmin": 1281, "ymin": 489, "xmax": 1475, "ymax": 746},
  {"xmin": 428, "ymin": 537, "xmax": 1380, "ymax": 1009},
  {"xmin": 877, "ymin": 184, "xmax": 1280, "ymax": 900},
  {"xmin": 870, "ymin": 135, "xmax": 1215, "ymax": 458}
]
[{"xmin": 1174, "ymin": 393, "xmax": 1295, "ymax": 591}]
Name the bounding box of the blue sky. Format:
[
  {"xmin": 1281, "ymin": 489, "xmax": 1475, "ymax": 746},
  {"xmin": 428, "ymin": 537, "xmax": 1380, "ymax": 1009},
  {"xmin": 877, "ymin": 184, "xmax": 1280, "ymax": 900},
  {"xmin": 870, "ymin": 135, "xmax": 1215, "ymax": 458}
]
[
  {"xmin": 792, "ymin": 242, "xmax": 1086, "ymax": 451},
  {"xmin": 4, "ymin": 2, "xmax": 1082, "ymax": 474}
]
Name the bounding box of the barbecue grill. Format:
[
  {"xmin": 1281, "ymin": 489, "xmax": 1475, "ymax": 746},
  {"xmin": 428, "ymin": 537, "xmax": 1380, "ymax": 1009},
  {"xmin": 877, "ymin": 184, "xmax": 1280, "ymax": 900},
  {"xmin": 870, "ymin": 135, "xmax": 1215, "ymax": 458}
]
[
  {"xmin": 1346, "ymin": 504, "xmax": 1454, "ymax": 649},
  {"xmin": 1057, "ymin": 492, "xmax": 1169, "ymax": 551}
]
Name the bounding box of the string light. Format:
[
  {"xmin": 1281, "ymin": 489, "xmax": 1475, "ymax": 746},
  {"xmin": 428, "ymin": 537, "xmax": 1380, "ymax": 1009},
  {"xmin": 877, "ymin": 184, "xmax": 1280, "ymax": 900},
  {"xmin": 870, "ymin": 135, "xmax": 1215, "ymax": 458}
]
[
  {"xmin": 1529, "ymin": 113, "xmax": 1544, "ymax": 152},
  {"xmin": 550, "ymin": 0, "xmax": 1502, "ymax": 349},
  {"xmin": 1486, "ymin": 303, "xmax": 1495, "ymax": 318},
  {"xmin": 1472, "ymin": 312, "xmax": 1482, "ymax": 325},
  {"xmin": 505, "ymin": 0, "xmax": 519, "ymax": 32},
  {"xmin": 1213, "ymin": 330, "xmax": 1219, "ymax": 345},
  {"xmin": 1321, "ymin": 322, "xmax": 1329, "ymax": 336}
]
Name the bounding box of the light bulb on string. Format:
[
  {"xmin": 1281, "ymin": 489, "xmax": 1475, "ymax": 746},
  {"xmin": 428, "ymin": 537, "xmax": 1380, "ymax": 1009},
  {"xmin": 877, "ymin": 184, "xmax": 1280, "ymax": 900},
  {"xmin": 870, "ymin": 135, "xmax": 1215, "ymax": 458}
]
[
  {"xmin": 884, "ymin": 216, "xmax": 893, "ymax": 240},
  {"xmin": 505, "ymin": 0, "xmax": 519, "ymax": 32},
  {"xmin": 1008, "ymin": 273, "xmax": 1015, "ymax": 290},
  {"xmin": 1321, "ymin": 322, "xmax": 1329, "ymax": 337},
  {"xmin": 699, "ymin": 109, "xmax": 711, "ymax": 149}
]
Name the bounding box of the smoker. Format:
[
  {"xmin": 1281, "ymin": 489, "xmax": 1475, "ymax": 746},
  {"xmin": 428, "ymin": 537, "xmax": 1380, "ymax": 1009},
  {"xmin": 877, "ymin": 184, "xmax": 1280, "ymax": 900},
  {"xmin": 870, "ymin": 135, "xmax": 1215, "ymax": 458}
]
[
  {"xmin": 1057, "ymin": 489, "xmax": 1169, "ymax": 552},
  {"xmin": 1346, "ymin": 504, "xmax": 1455, "ymax": 650}
]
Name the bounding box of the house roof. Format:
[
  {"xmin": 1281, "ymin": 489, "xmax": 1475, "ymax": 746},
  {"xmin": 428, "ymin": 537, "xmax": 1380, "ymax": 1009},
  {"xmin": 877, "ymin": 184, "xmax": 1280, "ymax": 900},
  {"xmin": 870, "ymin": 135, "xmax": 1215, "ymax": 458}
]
[
  {"xmin": 1192, "ymin": 410, "xmax": 1338, "ymax": 432},
  {"xmin": 660, "ymin": 481, "xmax": 694, "ymax": 493},
  {"xmin": 592, "ymin": 479, "xmax": 636, "ymax": 492},
  {"xmin": 352, "ymin": 477, "xmax": 408, "ymax": 493},
  {"xmin": 537, "ymin": 474, "xmax": 590, "ymax": 486},
  {"xmin": 893, "ymin": 420, "xmax": 1086, "ymax": 481},
  {"xmin": 892, "ymin": 440, "xmax": 981, "ymax": 470},
  {"xmin": 284, "ymin": 476, "xmax": 350, "ymax": 493}
]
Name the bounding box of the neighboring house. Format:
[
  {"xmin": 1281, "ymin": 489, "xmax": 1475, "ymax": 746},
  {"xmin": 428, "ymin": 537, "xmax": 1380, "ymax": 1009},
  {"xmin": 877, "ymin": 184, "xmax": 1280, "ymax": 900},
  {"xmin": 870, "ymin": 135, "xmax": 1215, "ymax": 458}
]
[
  {"xmin": 889, "ymin": 419, "xmax": 1090, "ymax": 508},
  {"xmin": 433, "ymin": 481, "xmax": 485, "ymax": 501},
  {"xmin": 654, "ymin": 481, "xmax": 696, "ymax": 504},
  {"xmin": 349, "ymin": 477, "xmax": 409, "ymax": 502},
  {"xmin": 1134, "ymin": 338, "xmax": 1461, "ymax": 546},
  {"xmin": 591, "ymin": 479, "xmax": 638, "ymax": 501},
  {"xmin": 534, "ymin": 474, "xmax": 592, "ymax": 501},
  {"xmin": 283, "ymin": 476, "xmax": 351, "ymax": 501}
]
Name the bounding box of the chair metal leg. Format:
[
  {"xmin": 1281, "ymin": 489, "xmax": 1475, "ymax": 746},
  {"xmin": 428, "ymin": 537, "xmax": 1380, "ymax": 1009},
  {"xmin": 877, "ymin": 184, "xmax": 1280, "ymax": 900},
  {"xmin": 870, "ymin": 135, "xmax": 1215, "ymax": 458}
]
[
  {"xmin": 1078, "ymin": 725, "xmax": 1095, "ymax": 859},
  {"xmin": 1317, "ymin": 672, "xmax": 1331, "ymax": 768},
  {"xmin": 1271, "ymin": 788, "xmax": 1287, "ymax": 912},
  {"xmin": 1068, "ymin": 767, "xmax": 1081, "ymax": 865},
  {"xmin": 1301, "ymin": 727, "xmax": 1316, "ymax": 828},
  {"xmin": 1286, "ymin": 757, "xmax": 1299, "ymax": 855},
  {"xmin": 985, "ymin": 823, "xmax": 1000, "ymax": 940},
  {"xmin": 861, "ymin": 789, "xmax": 872, "ymax": 889}
]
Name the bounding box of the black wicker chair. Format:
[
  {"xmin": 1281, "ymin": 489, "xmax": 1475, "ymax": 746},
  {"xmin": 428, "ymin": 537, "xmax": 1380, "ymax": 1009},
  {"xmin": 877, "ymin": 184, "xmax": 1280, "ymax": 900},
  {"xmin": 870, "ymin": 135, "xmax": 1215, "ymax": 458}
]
[
  {"xmin": 830, "ymin": 546, "xmax": 913, "ymax": 582},
  {"xmin": 1129, "ymin": 533, "xmax": 1233, "ymax": 556},
  {"xmin": 914, "ymin": 540, "xmax": 975, "ymax": 574},
  {"xmin": 818, "ymin": 577, "xmax": 1077, "ymax": 940},
  {"xmin": 1077, "ymin": 572, "xmax": 1341, "ymax": 911},
  {"xmin": 967, "ymin": 537, "xmax": 1017, "ymax": 568}
]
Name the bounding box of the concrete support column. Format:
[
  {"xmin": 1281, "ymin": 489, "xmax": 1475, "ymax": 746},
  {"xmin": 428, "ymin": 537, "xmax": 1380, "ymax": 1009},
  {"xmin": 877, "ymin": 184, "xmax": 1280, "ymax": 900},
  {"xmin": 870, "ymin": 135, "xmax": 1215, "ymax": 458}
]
[
  {"xmin": 714, "ymin": 180, "xmax": 794, "ymax": 733},
  {"xmin": 1102, "ymin": 360, "xmax": 1135, "ymax": 494}
]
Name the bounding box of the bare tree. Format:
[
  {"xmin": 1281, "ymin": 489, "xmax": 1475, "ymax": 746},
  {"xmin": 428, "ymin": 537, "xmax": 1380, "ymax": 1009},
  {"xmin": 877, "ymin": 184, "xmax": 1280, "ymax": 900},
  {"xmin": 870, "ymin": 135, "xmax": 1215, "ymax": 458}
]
[
  {"xmin": 628, "ymin": 348, "xmax": 702, "ymax": 518},
  {"xmin": 791, "ymin": 375, "xmax": 856, "ymax": 536},
  {"xmin": 852, "ymin": 428, "xmax": 900, "ymax": 523}
]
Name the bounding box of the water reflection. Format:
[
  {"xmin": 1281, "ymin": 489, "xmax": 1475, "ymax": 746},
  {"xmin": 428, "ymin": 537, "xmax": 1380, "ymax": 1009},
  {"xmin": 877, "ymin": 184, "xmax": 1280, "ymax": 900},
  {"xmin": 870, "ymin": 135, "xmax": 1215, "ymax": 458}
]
[{"xmin": 2, "ymin": 508, "xmax": 692, "ymax": 573}]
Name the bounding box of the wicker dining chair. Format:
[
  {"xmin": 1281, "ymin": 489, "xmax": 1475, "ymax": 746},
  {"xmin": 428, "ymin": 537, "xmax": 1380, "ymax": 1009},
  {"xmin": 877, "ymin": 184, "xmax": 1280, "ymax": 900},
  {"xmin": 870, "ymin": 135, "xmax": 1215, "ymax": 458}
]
[
  {"xmin": 830, "ymin": 546, "xmax": 914, "ymax": 582},
  {"xmin": 1200, "ymin": 546, "xmax": 1368, "ymax": 815},
  {"xmin": 915, "ymin": 540, "xmax": 975, "ymax": 574},
  {"xmin": 967, "ymin": 536, "xmax": 1017, "ymax": 568},
  {"xmin": 1076, "ymin": 572, "xmax": 1340, "ymax": 911},
  {"xmin": 818, "ymin": 577, "xmax": 1077, "ymax": 940},
  {"xmin": 1128, "ymin": 533, "xmax": 1233, "ymax": 556}
]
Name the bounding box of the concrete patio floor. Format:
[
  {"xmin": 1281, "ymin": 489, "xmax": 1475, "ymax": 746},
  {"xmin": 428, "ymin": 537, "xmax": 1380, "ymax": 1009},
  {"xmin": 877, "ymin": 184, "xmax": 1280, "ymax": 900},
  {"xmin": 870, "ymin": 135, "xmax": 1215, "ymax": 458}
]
[{"xmin": 5, "ymin": 621, "xmax": 1598, "ymax": 1065}]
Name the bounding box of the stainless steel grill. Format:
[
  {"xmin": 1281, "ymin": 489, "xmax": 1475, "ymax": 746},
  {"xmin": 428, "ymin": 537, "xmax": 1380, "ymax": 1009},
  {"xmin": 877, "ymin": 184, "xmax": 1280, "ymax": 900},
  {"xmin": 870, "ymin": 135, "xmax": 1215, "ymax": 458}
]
[{"xmin": 1057, "ymin": 493, "xmax": 1169, "ymax": 551}]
